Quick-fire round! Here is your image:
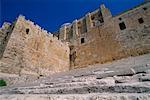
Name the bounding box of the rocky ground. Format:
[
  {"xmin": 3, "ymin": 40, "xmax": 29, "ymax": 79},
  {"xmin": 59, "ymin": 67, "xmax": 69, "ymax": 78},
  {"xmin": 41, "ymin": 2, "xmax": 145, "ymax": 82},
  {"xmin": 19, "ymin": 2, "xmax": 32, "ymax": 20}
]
[{"xmin": 0, "ymin": 54, "xmax": 150, "ymax": 100}]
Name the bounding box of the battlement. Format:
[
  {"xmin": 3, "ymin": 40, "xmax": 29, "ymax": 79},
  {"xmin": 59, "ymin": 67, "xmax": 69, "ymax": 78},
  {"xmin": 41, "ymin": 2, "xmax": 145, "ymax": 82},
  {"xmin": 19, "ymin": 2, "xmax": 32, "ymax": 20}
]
[
  {"xmin": 17, "ymin": 15, "xmax": 69, "ymax": 46},
  {"xmin": 1, "ymin": 22, "xmax": 11, "ymax": 29},
  {"xmin": 58, "ymin": 4, "xmax": 111, "ymax": 42},
  {"xmin": 57, "ymin": 1, "xmax": 150, "ymax": 46},
  {"xmin": 0, "ymin": 22, "xmax": 12, "ymax": 33}
]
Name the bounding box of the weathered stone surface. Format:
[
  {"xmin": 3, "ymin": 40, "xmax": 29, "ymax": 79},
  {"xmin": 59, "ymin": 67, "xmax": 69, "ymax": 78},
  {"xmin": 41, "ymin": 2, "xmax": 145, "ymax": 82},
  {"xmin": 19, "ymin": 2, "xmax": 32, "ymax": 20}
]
[
  {"xmin": 0, "ymin": 16, "xmax": 70, "ymax": 76},
  {"xmin": 0, "ymin": 54, "xmax": 150, "ymax": 100},
  {"xmin": 0, "ymin": 1, "xmax": 150, "ymax": 100},
  {"xmin": 0, "ymin": 94, "xmax": 150, "ymax": 100},
  {"xmin": 139, "ymin": 74, "xmax": 150, "ymax": 82},
  {"xmin": 0, "ymin": 1, "xmax": 150, "ymax": 76},
  {"xmin": 0, "ymin": 22, "xmax": 14, "ymax": 58},
  {"xmin": 58, "ymin": 1, "xmax": 150, "ymax": 69}
]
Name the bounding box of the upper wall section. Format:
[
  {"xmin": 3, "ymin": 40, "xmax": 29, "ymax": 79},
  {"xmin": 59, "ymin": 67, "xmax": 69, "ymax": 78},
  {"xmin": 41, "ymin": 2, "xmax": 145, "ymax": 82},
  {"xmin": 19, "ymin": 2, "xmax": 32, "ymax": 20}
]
[
  {"xmin": 69, "ymin": 1, "xmax": 150, "ymax": 68},
  {"xmin": 57, "ymin": 1, "xmax": 149, "ymax": 45},
  {"xmin": 59, "ymin": 5, "xmax": 111, "ymax": 43},
  {"xmin": 58, "ymin": 3, "xmax": 112, "ymax": 43},
  {"xmin": 0, "ymin": 15, "xmax": 70, "ymax": 76}
]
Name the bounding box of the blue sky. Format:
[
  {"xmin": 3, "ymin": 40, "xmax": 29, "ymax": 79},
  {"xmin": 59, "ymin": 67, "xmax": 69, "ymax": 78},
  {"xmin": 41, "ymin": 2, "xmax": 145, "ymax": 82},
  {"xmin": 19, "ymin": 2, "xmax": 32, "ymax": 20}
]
[{"xmin": 0, "ymin": 0, "xmax": 144, "ymax": 32}]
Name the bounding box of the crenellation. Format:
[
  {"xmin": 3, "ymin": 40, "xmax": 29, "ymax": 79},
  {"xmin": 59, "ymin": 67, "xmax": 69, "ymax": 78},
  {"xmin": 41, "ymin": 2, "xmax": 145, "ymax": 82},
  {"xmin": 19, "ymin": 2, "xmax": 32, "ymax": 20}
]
[
  {"xmin": 27, "ymin": 20, "xmax": 34, "ymax": 26},
  {"xmin": 48, "ymin": 32, "xmax": 53, "ymax": 37},
  {"xmin": 1, "ymin": 22, "xmax": 11, "ymax": 30},
  {"xmin": 17, "ymin": 15, "xmax": 25, "ymax": 22},
  {"xmin": 24, "ymin": 16, "xmax": 69, "ymax": 46},
  {"xmin": 58, "ymin": 5, "xmax": 105, "ymax": 41},
  {"xmin": 35, "ymin": 24, "xmax": 41, "ymax": 30},
  {"xmin": 20, "ymin": 16, "xmax": 62, "ymax": 43}
]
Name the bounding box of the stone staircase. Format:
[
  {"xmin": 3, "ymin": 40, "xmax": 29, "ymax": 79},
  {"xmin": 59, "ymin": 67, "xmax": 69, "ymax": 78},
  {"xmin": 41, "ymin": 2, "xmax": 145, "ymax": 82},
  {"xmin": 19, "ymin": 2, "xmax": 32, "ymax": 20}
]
[{"xmin": 0, "ymin": 54, "xmax": 150, "ymax": 100}]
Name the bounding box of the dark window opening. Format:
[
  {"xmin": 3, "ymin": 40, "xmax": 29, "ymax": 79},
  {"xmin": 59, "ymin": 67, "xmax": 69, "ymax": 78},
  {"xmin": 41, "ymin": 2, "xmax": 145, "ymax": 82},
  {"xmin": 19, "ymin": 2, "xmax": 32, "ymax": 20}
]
[
  {"xmin": 81, "ymin": 38, "xmax": 85, "ymax": 44},
  {"xmin": 58, "ymin": 34, "xmax": 59, "ymax": 40},
  {"xmin": 119, "ymin": 18, "xmax": 122, "ymax": 20},
  {"xmin": 4, "ymin": 36, "xmax": 7, "ymax": 40},
  {"xmin": 119, "ymin": 22, "xmax": 126, "ymax": 30},
  {"xmin": 91, "ymin": 17, "xmax": 95, "ymax": 20},
  {"xmin": 26, "ymin": 28, "xmax": 29, "ymax": 34},
  {"xmin": 143, "ymin": 7, "xmax": 147, "ymax": 10},
  {"xmin": 69, "ymin": 54, "xmax": 72, "ymax": 60},
  {"xmin": 70, "ymin": 51, "xmax": 76, "ymax": 62},
  {"xmin": 138, "ymin": 18, "xmax": 144, "ymax": 24},
  {"xmin": 40, "ymin": 75, "xmax": 43, "ymax": 77}
]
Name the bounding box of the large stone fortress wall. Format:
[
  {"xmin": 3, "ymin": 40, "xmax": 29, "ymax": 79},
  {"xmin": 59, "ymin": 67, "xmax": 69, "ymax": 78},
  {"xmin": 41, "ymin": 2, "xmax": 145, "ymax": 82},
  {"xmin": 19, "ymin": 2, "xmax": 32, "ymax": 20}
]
[
  {"xmin": 58, "ymin": 1, "xmax": 150, "ymax": 68},
  {"xmin": 0, "ymin": 1, "xmax": 149, "ymax": 76},
  {"xmin": 0, "ymin": 16, "xmax": 70, "ymax": 76}
]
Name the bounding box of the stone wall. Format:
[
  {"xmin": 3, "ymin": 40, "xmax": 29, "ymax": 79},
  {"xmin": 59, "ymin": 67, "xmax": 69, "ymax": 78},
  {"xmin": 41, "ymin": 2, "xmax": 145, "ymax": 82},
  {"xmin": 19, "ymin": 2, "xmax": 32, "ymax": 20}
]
[
  {"xmin": 0, "ymin": 16, "xmax": 70, "ymax": 76},
  {"xmin": 0, "ymin": 22, "xmax": 15, "ymax": 58},
  {"xmin": 69, "ymin": 2, "xmax": 150, "ymax": 68},
  {"xmin": 0, "ymin": 1, "xmax": 149, "ymax": 75}
]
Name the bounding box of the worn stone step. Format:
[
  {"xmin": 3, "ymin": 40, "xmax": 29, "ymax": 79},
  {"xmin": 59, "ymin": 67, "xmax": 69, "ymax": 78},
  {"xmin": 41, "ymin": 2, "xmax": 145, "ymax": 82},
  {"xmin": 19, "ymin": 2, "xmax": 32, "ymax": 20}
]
[
  {"xmin": 0, "ymin": 93, "xmax": 150, "ymax": 100},
  {"xmin": 96, "ymin": 65, "xmax": 150, "ymax": 79},
  {"xmin": 5, "ymin": 84, "xmax": 150, "ymax": 94}
]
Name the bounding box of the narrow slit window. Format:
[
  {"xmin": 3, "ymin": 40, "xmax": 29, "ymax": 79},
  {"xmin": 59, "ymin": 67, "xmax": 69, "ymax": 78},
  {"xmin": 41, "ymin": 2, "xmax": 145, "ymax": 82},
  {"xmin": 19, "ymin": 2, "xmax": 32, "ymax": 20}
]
[
  {"xmin": 81, "ymin": 38, "xmax": 85, "ymax": 44},
  {"xmin": 119, "ymin": 22, "xmax": 126, "ymax": 30},
  {"xmin": 138, "ymin": 18, "xmax": 144, "ymax": 24},
  {"xmin": 119, "ymin": 18, "xmax": 122, "ymax": 21},
  {"xmin": 143, "ymin": 7, "xmax": 147, "ymax": 11},
  {"xmin": 26, "ymin": 28, "xmax": 29, "ymax": 34}
]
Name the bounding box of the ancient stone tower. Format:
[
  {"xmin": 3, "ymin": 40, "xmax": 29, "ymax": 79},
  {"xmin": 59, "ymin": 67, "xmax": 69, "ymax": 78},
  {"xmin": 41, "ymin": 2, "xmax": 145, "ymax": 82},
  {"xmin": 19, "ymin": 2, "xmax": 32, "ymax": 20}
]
[
  {"xmin": 57, "ymin": 1, "xmax": 150, "ymax": 68},
  {"xmin": 0, "ymin": 16, "xmax": 70, "ymax": 76}
]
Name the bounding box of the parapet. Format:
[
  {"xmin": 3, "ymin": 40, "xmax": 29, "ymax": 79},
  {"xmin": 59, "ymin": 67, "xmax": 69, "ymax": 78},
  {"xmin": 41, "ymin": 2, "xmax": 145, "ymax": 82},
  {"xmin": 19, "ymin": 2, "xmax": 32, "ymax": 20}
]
[
  {"xmin": 16, "ymin": 15, "xmax": 69, "ymax": 46},
  {"xmin": 17, "ymin": 14, "xmax": 25, "ymax": 21},
  {"xmin": 1, "ymin": 22, "xmax": 11, "ymax": 30}
]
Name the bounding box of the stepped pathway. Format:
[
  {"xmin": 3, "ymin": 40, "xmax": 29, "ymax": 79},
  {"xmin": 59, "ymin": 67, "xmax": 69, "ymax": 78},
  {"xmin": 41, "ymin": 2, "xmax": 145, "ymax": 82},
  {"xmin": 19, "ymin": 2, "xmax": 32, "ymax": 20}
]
[{"xmin": 0, "ymin": 54, "xmax": 150, "ymax": 100}]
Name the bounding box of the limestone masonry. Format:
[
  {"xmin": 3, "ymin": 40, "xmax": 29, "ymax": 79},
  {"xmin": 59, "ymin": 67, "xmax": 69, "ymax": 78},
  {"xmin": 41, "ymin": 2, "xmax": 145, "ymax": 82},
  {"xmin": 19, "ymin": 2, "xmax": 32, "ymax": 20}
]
[
  {"xmin": 0, "ymin": 1, "xmax": 150, "ymax": 100},
  {"xmin": 0, "ymin": 1, "xmax": 150, "ymax": 76},
  {"xmin": 0, "ymin": 16, "xmax": 70, "ymax": 76}
]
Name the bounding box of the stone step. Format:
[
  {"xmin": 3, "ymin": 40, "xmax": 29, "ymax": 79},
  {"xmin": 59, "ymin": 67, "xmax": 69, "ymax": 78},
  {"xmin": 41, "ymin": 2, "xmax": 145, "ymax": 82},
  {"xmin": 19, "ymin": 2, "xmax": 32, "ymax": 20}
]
[
  {"xmin": 4, "ymin": 83, "xmax": 150, "ymax": 94},
  {"xmin": 139, "ymin": 74, "xmax": 150, "ymax": 82},
  {"xmin": 96, "ymin": 65, "xmax": 150, "ymax": 79},
  {"xmin": 0, "ymin": 93, "xmax": 150, "ymax": 100}
]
